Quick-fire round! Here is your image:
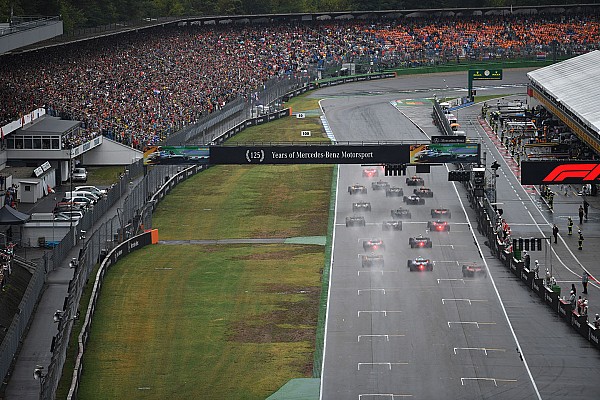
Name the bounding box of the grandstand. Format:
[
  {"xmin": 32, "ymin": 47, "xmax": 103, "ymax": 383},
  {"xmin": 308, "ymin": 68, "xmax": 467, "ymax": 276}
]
[{"xmin": 2, "ymin": 7, "xmax": 600, "ymax": 399}]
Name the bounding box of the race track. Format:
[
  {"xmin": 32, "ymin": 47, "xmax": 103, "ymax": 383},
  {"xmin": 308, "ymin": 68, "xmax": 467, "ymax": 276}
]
[{"xmin": 318, "ymin": 70, "xmax": 600, "ymax": 400}]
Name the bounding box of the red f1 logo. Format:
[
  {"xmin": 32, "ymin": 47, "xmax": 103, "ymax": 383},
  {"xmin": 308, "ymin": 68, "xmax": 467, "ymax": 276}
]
[{"xmin": 543, "ymin": 164, "xmax": 600, "ymax": 182}]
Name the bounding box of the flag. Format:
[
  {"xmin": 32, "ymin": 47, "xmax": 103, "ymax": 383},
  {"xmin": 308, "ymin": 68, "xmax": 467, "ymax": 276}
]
[{"xmin": 153, "ymin": 88, "xmax": 161, "ymax": 95}]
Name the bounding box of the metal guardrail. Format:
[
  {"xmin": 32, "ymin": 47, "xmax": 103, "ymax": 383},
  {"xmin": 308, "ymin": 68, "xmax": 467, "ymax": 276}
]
[
  {"xmin": 0, "ymin": 256, "xmax": 48, "ymax": 390},
  {"xmin": 432, "ymin": 100, "xmax": 454, "ymax": 136},
  {"xmin": 0, "ymin": 69, "xmax": 401, "ymax": 398},
  {"xmin": 466, "ymin": 179, "xmax": 600, "ymax": 351},
  {"xmin": 66, "ymin": 164, "xmax": 205, "ymax": 400},
  {"xmin": 0, "ymin": 16, "xmax": 61, "ymax": 37}
]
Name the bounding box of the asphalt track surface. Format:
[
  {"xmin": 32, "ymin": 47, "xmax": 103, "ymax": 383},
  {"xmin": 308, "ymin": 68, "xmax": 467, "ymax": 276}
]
[{"xmin": 318, "ymin": 70, "xmax": 600, "ymax": 400}]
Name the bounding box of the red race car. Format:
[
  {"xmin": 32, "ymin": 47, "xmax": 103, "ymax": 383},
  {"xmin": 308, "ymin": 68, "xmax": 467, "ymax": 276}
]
[{"xmin": 427, "ymin": 220, "xmax": 450, "ymax": 232}]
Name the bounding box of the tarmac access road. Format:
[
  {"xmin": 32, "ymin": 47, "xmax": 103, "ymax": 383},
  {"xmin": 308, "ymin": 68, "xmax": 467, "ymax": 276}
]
[{"xmin": 318, "ymin": 70, "xmax": 600, "ymax": 400}]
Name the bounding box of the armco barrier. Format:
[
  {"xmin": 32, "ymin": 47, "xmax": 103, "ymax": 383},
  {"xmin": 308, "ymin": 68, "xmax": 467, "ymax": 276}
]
[
  {"xmin": 464, "ymin": 176, "xmax": 600, "ymax": 351},
  {"xmin": 544, "ymin": 287, "xmax": 559, "ymax": 312},
  {"xmin": 532, "ymin": 278, "xmax": 545, "ymax": 300},
  {"xmin": 558, "ymin": 299, "xmax": 572, "ymax": 321},
  {"xmin": 589, "ymin": 326, "xmax": 600, "ymax": 349},
  {"xmin": 520, "ymin": 267, "xmax": 534, "ymax": 288},
  {"xmin": 571, "ymin": 313, "xmax": 590, "ymax": 337},
  {"xmin": 67, "ymin": 230, "xmax": 155, "ymax": 399}
]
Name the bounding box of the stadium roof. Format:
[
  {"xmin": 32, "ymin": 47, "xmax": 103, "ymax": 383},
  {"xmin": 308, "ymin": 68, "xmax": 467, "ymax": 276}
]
[
  {"xmin": 528, "ymin": 50, "xmax": 600, "ymax": 136},
  {"xmin": 17, "ymin": 115, "xmax": 80, "ymax": 135}
]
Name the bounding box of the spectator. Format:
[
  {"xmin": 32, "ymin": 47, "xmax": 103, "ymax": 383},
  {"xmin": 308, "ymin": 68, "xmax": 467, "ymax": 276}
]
[
  {"xmin": 594, "ymin": 314, "xmax": 600, "ymax": 329},
  {"xmin": 1, "ymin": 16, "xmax": 600, "ymax": 148}
]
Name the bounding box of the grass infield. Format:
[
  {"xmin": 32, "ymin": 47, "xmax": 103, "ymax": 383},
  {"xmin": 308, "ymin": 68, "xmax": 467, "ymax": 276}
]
[
  {"xmin": 76, "ymin": 97, "xmax": 333, "ymax": 399},
  {"xmin": 77, "ymin": 244, "xmax": 323, "ymax": 399}
]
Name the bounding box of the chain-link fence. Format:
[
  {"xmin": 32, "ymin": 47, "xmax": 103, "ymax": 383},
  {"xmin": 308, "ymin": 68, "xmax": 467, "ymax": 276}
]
[
  {"xmin": 39, "ymin": 162, "xmax": 200, "ymax": 399},
  {"xmin": 165, "ymin": 73, "xmax": 316, "ymax": 146}
]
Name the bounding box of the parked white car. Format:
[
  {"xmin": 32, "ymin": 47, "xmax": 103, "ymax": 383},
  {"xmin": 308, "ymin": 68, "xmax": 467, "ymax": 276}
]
[
  {"xmin": 75, "ymin": 185, "xmax": 107, "ymax": 197},
  {"xmin": 54, "ymin": 211, "xmax": 84, "ymax": 221},
  {"xmin": 72, "ymin": 168, "xmax": 88, "ymax": 182}
]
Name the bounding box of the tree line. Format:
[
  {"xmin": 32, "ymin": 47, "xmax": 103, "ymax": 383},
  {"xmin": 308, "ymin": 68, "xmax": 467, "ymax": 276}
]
[{"xmin": 0, "ymin": 0, "xmax": 587, "ymax": 32}]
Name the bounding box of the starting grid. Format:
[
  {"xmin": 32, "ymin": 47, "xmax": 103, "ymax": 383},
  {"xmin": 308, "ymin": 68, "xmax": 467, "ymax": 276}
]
[{"xmin": 336, "ymin": 256, "xmax": 519, "ymax": 399}]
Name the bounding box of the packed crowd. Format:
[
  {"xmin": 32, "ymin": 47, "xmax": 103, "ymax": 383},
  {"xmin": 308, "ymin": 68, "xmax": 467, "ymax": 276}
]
[{"xmin": 1, "ymin": 15, "xmax": 599, "ymax": 149}]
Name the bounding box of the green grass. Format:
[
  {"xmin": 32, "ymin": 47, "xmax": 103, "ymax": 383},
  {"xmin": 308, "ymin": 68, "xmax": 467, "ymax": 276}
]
[
  {"xmin": 474, "ymin": 94, "xmax": 521, "ymax": 103},
  {"xmin": 77, "ymin": 244, "xmax": 323, "ymax": 400},
  {"xmin": 85, "ymin": 166, "xmax": 126, "ymax": 186},
  {"xmin": 285, "ymin": 96, "xmax": 322, "ymax": 113},
  {"xmin": 389, "ymin": 58, "xmax": 562, "ymax": 76},
  {"xmin": 55, "ymin": 263, "xmax": 102, "ymax": 399},
  {"xmin": 227, "ymin": 115, "xmax": 327, "ymax": 144},
  {"xmin": 74, "ymin": 91, "xmax": 333, "ymax": 399},
  {"xmin": 152, "ymin": 164, "xmax": 332, "ymax": 240}
]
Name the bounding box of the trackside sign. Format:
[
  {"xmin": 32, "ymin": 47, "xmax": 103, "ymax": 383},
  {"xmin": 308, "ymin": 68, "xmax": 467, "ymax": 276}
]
[
  {"xmin": 210, "ymin": 144, "xmax": 410, "ymax": 164},
  {"xmin": 521, "ymin": 161, "xmax": 600, "ymax": 184}
]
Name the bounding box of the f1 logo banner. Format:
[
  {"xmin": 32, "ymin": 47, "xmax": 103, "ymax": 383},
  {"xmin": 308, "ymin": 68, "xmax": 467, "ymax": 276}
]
[
  {"xmin": 210, "ymin": 145, "xmax": 410, "ymax": 165},
  {"xmin": 521, "ymin": 161, "xmax": 600, "ymax": 184}
]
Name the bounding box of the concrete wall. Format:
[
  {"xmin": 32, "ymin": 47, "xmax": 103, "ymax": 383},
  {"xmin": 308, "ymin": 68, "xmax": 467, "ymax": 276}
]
[
  {"xmin": 82, "ymin": 138, "xmax": 143, "ymax": 166},
  {"xmin": 0, "ymin": 21, "xmax": 63, "ymax": 54}
]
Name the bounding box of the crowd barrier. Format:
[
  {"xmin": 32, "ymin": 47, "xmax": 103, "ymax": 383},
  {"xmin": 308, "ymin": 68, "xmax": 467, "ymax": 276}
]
[
  {"xmin": 10, "ymin": 68, "xmax": 398, "ymax": 398},
  {"xmin": 67, "ymin": 230, "xmax": 157, "ymax": 400},
  {"xmin": 66, "ymin": 163, "xmax": 204, "ymax": 400},
  {"xmin": 466, "ymin": 183, "xmax": 600, "ymax": 350}
]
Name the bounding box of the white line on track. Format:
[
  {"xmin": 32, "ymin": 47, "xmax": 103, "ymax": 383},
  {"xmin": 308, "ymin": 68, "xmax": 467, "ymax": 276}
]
[
  {"xmin": 358, "ymin": 289, "xmax": 386, "ymax": 295},
  {"xmin": 357, "ymin": 311, "xmax": 402, "ymax": 317},
  {"xmin": 358, "ymin": 394, "xmax": 413, "ymax": 399},
  {"xmin": 475, "ymin": 114, "xmax": 598, "ymax": 293},
  {"xmin": 442, "ymin": 298, "xmax": 487, "ymax": 305},
  {"xmin": 447, "ymin": 321, "xmax": 496, "ymax": 328},
  {"xmin": 447, "ymin": 139, "xmax": 543, "ymax": 399},
  {"xmin": 320, "ymin": 161, "xmax": 338, "ymax": 400},
  {"xmin": 460, "ymin": 378, "xmax": 517, "ymax": 386},
  {"xmin": 453, "ymin": 347, "xmax": 506, "ymax": 355},
  {"xmin": 357, "ymin": 362, "xmax": 408, "ymax": 370},
  {"xmin": 357, "ymin": 334, "xmax": 405, "ymax": 342}
]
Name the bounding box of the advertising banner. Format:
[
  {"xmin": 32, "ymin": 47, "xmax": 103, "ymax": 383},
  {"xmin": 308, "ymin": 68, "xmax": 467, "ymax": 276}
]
[
  {"xmin": 210, "ymin": 144, "xmax": 410, "ymax": 165},
  {"xmin": 469, "ymin": 69, "xmax": 503, "ymax": 80},
  {"xmin": 521, "ymin": 160, "xmax": 600, "ymax": 184},
  {"xmin": 409, "ymin": 143, "xmax": 479, "ymax": 164},
  {"xmin": 144, "ymin": 146, "xmax": 210, "ymax": 165}
]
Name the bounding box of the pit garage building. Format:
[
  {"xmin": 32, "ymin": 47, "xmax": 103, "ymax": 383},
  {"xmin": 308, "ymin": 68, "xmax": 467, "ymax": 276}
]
[{"xmin": 527, "ymin": 50, "xmax": 600, "ymax": 157}]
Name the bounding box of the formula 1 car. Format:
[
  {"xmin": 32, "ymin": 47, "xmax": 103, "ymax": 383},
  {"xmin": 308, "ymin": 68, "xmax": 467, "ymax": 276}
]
[
  {"xmin": 413, "ymin": 187, "xmax": 433, "ymax": 198},
  {"xmin": 403, "ymin": 195, "xmax": 425, "ymax": 205},
  {"xmin": 352, "ymin": 202, "xmax": 372, "ymax": 212},
  {"xmin": 362, "ymin": 168, "xmax": 379, "ymax": 178},
  {"xmin": 371, "ymin": 180, "xmax": 390, "ymax": 191},
  {"xmin": 427, "ymin": 220, "xmax": 450, "ymax": 232},
  {"xmin": 431, "ymin": 208, "xmax": 452, "ymax": 219},
  {"xmin": 346, "ymin": 216, "xmax": 366, "ymax": 227},
  {"xmin": 385, "ymin": 187, "xmax": 404, "ymax": 197},
  {"xmin": 406, "ymin": 176, "xmax": 425, "ymax": 186},
  {"xmin": 348, "ymin": 184, "xmax": 367, "ymax": 195},
  {"xmin": 363, "ymin": 239, "xmax": 385, "ymax": 251},
  {"xmin": 362, "ymin": 253, "xmax": 384, "ymax": 268},
  {"xmin": 382, "ymin": 220, "xmax": 403, "ymax": 231},
  {"xmin": 391, "ymin": 208, "xmax": 412, "ymax": 219},
  {"xmin": 462, "ymin": 263, "xmax": 487, "ymax": 278},
  {"xmin": 407, "ymin": 256, "xmax": 434, "ymax": 271},
  {"xmin": 409, "ymin": 235, "xmax": 432, "ymax": 248}
]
